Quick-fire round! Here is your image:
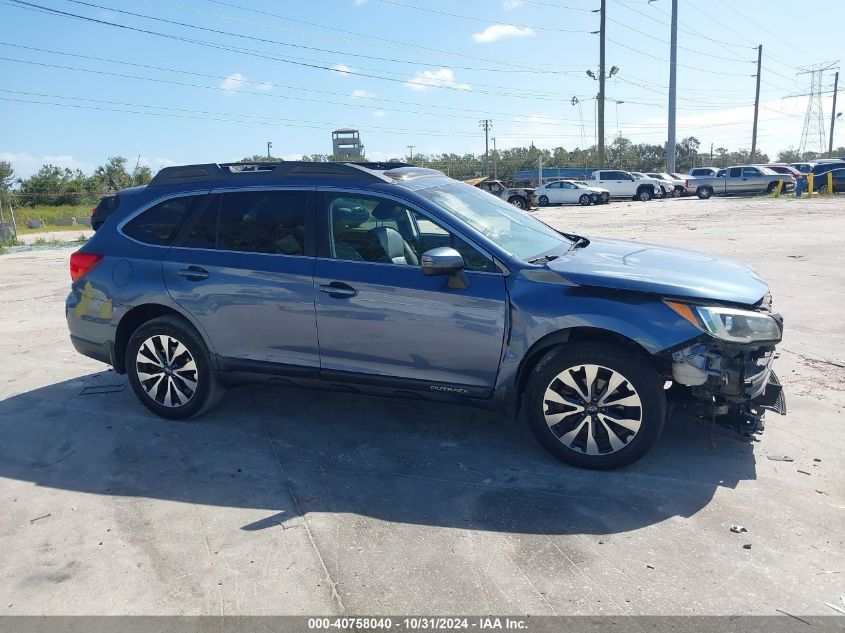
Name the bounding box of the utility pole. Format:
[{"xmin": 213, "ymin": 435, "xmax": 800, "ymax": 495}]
[
  {"xmin": 479, "ymin": 119, "xmax": 492, "ymax": 177},
  {"xmin": 407, "ymin": 145, "xmax": 415, "ymax": 163},
  {"xmin": 267, "ymin": 141, "xmax": 272, "ymax": 159},
  {"xmin": 750, "ymin": 45, "xmax": 762, "ymax": 164},
  {"xmin": 829, "ymin": 71, "xmax": 839, "ymax": 157},
  {"xmin": 492, "ymin": 137, "xmax": 498, "ymax": 180},
  {"xmin": 710, "ymin": 143, "xmax": 714, "ymax": 164},
  {"xmin": 667, "ymin": 0, "xmax": 678, "ymax": 172},
  {"xmin": 598, "ymin": 0, "xmax": 606, "ymax": 167}
]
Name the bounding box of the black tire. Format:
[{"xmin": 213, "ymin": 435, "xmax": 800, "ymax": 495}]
[
  {"xmin": 767, "ymin": 182, "xmax": 779, "ymax": 194},
  {"xmin": 525, "ymin": 343, "xmax": 666, "ymax": 470},
  {"xmin": 637, "ymin": 187, "xmax": 653, "ymax": 202},
  {"xmin": 601, "ymin": 192, "xmax": 610, "ymax": 204},
  {"xmin": 697, "ymin": 186, "xmax": 713, "ymax": 200},
  {"xmin": 126, "ymin": 315, "xmax": 224, "ymax": 420},
  {"xmin": 538, "ymin": 195, "xmax": 549, "ymax": 207},
  {"xmin": 508, "ymin": 196, "xmax": 527, "ymax": 210},
  {"xmin": 818, "ymin": 184, "xmax": 829, "ymax": 194},
  {"xmin": 579, "ymin": 194, "xmax": 591, "ymax": 206}
]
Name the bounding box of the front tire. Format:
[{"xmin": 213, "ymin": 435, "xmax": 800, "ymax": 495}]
[
  {"xmin": 637, "ymin": 187, "xmax": 653, "ymax": 202},
  {"xmin": 525, "ymin": 343, "xmax": 666, "ymax": 469},
  {"xmin": 579, "ymin": 194, "xmax": 591, "ymax": 206},
  {"xmin": 126, "ymin": 315, "xmax": 224, "ymax": 420}
]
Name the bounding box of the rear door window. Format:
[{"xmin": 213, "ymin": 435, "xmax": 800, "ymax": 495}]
[
  {"xmin": 742, "ymin": 167, "xmax": 761, "ymax": 177},
  {"xmin": 729, "ymin": 168, "xmax": 741, "ymax": 177},
  {"xmin": 218, "ymin": 190, "xmax": 309, "ymax": 255},
  {"xmin": 123, "ymin": 195, "xmax": 204, "ymax": 246}
]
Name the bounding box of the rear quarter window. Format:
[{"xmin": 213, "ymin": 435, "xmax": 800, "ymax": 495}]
[{"xmin": 122, "ymin": 195, "xmax": 205, "ymax": 246}]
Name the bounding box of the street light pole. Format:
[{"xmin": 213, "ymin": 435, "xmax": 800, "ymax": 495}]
[
  {"xmin": 267, "ymin": 141, "xmax": 272, "ymax": 159},
  {"xmin": 667, "ymin": 0, "xmax": 678, "ymax": 172}
]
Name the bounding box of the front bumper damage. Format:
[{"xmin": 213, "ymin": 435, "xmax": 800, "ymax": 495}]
[{"xmin": 666, "ymin": 329, "xmax": 786, "ymax": 438}]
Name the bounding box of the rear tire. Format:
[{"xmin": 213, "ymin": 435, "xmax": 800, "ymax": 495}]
[
  {"xmin": 538, "ymin": 195, "xmax": 549, "ymax": 207},
  {"xmin": 601, "ymin": 192, "xmax": 610, "ymax": 204},
  {"xmin": 697, "ymin": 186, "xmax": 713, "ymax": 200},
  {"xmin": 525, "ymin": 343, "xmax": 666, "ymax": 469},
  {"xmin": 508, "ymin": 196, "xmax": 527, "ymax": 210},
  {"xmin": 126, "ymin": 315, "xmax": 224, "ymax": 420}
]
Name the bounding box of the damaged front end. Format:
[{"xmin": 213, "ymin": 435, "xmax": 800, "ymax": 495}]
[{"xmin": 663, "ymin": 297, "xmax": 786, "ymax": 438}]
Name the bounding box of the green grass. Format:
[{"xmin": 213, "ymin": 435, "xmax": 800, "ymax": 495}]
[
  {"xmin": 15, "ymin": 224, "xmax": 91, "ymax": 236},
  {"xmin": 4, "ymin": 204, "xmax": 94, "ymax": 227}
]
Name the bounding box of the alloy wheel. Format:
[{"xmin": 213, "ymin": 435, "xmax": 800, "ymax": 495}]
[
  {"xmin": 135, "ymin": 334, "xmax": 199, "ymax": 408},
  {"xmin": 542, "ymin": 364, "xmax": 642, "ymax": 455}
]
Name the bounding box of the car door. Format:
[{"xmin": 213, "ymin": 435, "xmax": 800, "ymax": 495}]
[
  {"xmin": 313, "ymin": 190, "xmax": 507, "ymax": 394},
  {"xmin": 559, "ymin": 181, "xmax": 580, "ymax": 203},
  {"xmin": 596, "ymin": 171, "xmax": 622, "ymax": 196},
  {"xmin": 544, "ymin": 181, "xmax": 563, "ymax": 203},
  {"xmin": 163, "ymin": 188, "xmax": 320, "ymax": 372},
  {"xmin": 741, "ymin": 166, "xmax": 764, "ymax": 192}
]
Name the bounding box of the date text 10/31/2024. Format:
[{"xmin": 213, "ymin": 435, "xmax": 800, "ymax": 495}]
[{"xmin": 308, "ymin": 617, "xmax": 528, "ymax": 630}]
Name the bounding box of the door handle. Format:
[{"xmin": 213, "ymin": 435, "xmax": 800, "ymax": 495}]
[
  {"xmin": 176, "ymin": 266, "xmax": 209, "ymax": 280},
  {"xmin": 319, "ymin": 282, "xmax": 357, "ymax": 298}
]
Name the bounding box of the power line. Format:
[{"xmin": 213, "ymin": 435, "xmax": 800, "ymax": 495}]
[
  {"xmin": 202, "ymin": 0, "xmax": 572, "ymax": 72},
  {"xmin": 605, "ymin": 37, "xmax": 754, "ymax": 77},
  {"xmin": 711, "ymin": 0, "xmax": 815, "ymax": 62},
  {"xmin": 60, "ymin": 0, "xmax": 581, "ymax": 76},
  {"xmin": 1, "ymin": 0, "xmax": 586, "ymax": 101},
  {"xmin": 0, "ymin": 42, "xmax": 595, "ymax": 123},
  {"xmin": 375, "ymin": 0, "xmax": 591, "ymax": 33}
]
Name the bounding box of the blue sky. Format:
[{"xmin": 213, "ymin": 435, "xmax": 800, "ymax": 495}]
[{"xmin": 1, "ymin": 0, "xmax": 842, "ymax": 177}]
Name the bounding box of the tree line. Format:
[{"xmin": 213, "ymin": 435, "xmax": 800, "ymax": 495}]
[{"xmin": 2, "ymin": 139, "xmax": 842, "ymax": 207}]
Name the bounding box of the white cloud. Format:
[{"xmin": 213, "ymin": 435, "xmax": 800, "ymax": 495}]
[
  {"xmin": 0, "ymin": 152, "xmax": 96, "ymax": 179},
  {"xmin": 503, "ymin": 0, "xmax": 524, "ymax": 8},
  {"xmin": 472, "ymin": 24, "xmax": 535, "ymax": 43},
  {"xmin": 219, "ymin": 73, "xmax": 272, "ymax": 93},
  {"xmin": 353, "ymin": 0, "xmax": 367, "ymax": 4},
  {"xmin": 373, "ymin": 110, "xmax": 386, "ymax": 117},
  {"xmin": 405, "ymin": 68, "xmax": 471, "ymax": 92},
  {"xmin": 332, "ymin": 63, "xmax": 353, "ymax": 75},
  {"xmin": 352, "ymin": 89, "xmax": 375, "ymax": 98}
]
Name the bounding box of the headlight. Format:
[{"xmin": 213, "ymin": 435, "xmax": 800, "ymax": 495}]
[{"xmin": 666, "ymin": 300, "xmax": 781, "ymax": 343}]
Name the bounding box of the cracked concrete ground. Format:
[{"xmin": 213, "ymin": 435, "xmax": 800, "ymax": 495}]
[{"xmin": 0, "ymin": 195, "xmax": 842, "ymax": 616}]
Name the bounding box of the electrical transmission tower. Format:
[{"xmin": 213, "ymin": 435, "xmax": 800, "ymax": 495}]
[{"xmin": 795, "ymin": 62, "xmax": 839, "ymax": 157}]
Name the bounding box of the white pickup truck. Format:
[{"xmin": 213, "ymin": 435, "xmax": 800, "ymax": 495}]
[{"xmin": 589, "ymin": 170, "xmax": 663, "ymax": 201}]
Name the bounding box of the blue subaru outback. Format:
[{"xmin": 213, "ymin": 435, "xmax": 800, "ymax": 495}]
[{"xmin": 66, "ymin": 162, "xmax": 785, "ymax": 469}]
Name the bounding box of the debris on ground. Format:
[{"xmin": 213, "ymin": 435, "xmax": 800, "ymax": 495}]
[
  {"xmin": 28, "ymin": 514, "xmax": 51, "ymax": 524},
  {"xmin": 646, "ymin": 564, "xmax": 655, "ymax": 569},
  {"xmin": 797, "ymin": 470, "xmax": 812, "ymax": 475},
  {"xmin": 730, "ymin": 525, "xmax": 748, "ymax": 534},
  {"xmin": 743, "ymin": 544, "xmax": 752, "ymax": 550},
  {"xmin": 767, "ymin": 455, "xmax": 794, "ymax": 462}
]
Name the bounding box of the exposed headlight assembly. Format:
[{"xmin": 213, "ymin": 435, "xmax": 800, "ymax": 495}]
[{"xmin": 666, "ymin": 300, "xmax": 781, "ymax": 344}]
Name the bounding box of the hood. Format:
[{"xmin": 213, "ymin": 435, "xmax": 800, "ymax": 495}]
[{"xmin": 546, "ymin": 237, "xmax": 768, "ymax": 305}]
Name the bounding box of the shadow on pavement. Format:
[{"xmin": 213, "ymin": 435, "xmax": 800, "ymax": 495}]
[{"xmin": 0, "ymin": 371, "xmax": 757, "ymax": 536}]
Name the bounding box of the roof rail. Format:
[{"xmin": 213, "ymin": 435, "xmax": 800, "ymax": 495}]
[{"xmin": 147, "ymin": 161, "xmax": 399, "ymax": 188}]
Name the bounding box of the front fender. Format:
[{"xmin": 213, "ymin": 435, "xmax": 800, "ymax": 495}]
[{"xmin": 497, "ymin": 274, "xmax": 702, "ymax": 390}]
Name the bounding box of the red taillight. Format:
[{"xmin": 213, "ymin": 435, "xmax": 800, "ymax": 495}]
[
  {"xmin": 91, "ymin": 207, "xmax": 97, "ymax": 216},
  {"xmin": 70, "ymin": 252, "xmax": 103, "ymax": 282}
]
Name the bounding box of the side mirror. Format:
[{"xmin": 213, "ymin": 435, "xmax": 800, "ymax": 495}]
[{"xmin": 421, "ymin": 247, "xmax": 469, "ymax": 289}]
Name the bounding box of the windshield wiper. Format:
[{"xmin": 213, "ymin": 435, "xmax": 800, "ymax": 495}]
[
  {"xmin": 564, "ymin": 235, "xmax": 590, "ymax": 254},
  {"xmin": 526, "ymin": 254, "xmax": 559, "ymax": 264}
]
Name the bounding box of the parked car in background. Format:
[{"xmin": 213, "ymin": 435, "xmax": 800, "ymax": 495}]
[
  {"xmin": 689, "ymin": 167, "xmax": 720, "ymax": 177},
  {"xmin": 590, "ymin": 170, "xmax": 662, "ymax": 201},
  {"xmin": 629, "ymin": 172, "xmax": 666, "ymax": 198},
  {"xmin": 475, "ymin": 179, "xmax": 534, "ymax": 210},
  {"xmin": 758, "ymin": 164, "xmax": 802, "ymax": 179},
  {"xmin": 535, "ymin": 180, "xmax": 610, "ymax": 206},
  {"xmin": 65, "ymin": 160, "xmax": 786, "ymax": 469},
  {"xmin": 646, "ymin": 172, "xmax": 688, "ymax": 197},
  {"xmin": 91, "ymin": 194, "xmax": 120, "ymax": 231},
  {"xmin": 790, "ymin": 162, "xmax": 817, "ymax": 174},
  {"xmin": 809, "ymin": 162, "xmax": 845, "ymax": 192},
  {"xmin": 692, "ymin": 166, "xmax": 794, "ymax": 199}
]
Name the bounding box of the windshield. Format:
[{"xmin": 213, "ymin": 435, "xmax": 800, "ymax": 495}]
[{"xmin": 414, "ymin": 180, "xmax": 570, "ymax": 260}]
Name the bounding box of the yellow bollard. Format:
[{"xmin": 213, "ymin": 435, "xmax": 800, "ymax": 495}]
[
  {"xmin": 808, "ymin": 172, "xmax": 814, "ymax": 194},
  {"xmin": 828, "ymin": 171, "xmax": 834, "ymax": 194},
  {"xmin": 775, "ymin": 179, "xmax": 784, "ymax": 196}
]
